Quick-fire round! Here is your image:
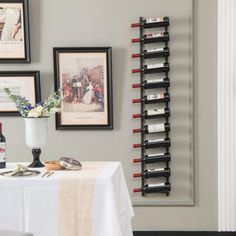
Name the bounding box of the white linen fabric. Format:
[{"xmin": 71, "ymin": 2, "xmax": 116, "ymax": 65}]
[
  {"xmin": 0, "ymin": 162, "xmax": 133, "ymax": 236},
  {"xmin": 0, "ymin": 230, "xmax": 33, "ymax": 236}
]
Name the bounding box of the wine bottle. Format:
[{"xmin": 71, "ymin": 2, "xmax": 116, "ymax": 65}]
[
  {"xmin": 132, "ymin": 63, "xmax": 169, "ymax": 74},
  {"xmin": 133, "ymin": 107, "xmax": 170, "ymax": 119},
  {"xmin": 132, "ymin": 32, "xmax": 169, "ymax": 44},
  {"xmin": 133, "ymin": 152, "xmax": 171, "ymax": 164},
  {"xmin": 132, "ymin": 93, "xmax": 170, "ymax": 104},
  {"xmin": 133, "ymin": 183, "xmax": 171, "ymax": 193},
  {"xmin": 131, "ymin": 17, "xmax": 169, "ymax": 29},
  {"xmin": 0, "ymin": 123, "xmax": 6, "ymax": 169},
  {"xmin": 133, "ymin": 123, "xmax": 170, "ymax": 134},
  {"xmin": 132, "ymin": 47, "xmax": 169, "ymax": 59},
  {"xmin": 133, "ymin": 168, "xmax": 170, "ymax": 178},
  {"xmin": 133, "ymin": 138, "xmax": 171, "ymax": 149},
  {"xmin": 132, "ymin": 78, "xmax": 170, "ymax": 89}
]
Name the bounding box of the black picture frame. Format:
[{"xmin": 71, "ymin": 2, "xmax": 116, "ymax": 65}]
[
  {"xmin": 54, "ymin": 47, "xmax": 113, "ymax": 130},
  {"xmin": 0, "ymin": 0, "xmax": 31, "ymax": 63},
  {"xmin": 0, "ymin": 71, "xmax": 41, "ymax": 116}
]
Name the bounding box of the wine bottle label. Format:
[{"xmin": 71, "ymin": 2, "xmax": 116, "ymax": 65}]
[
  {"xmin": 147, "ymin": 94, "xmax": 164, "ymax": 100},
  {"xmin": 147, "ymin": 168, "xmax": 165, "ymax": 172},
  {"xmin": 147, "ymin": 108, "xmax": 165, "ymax": 116},
  {"xmin": 146, "ymin": 48, "xmax": 164, "ymax": 53},
  {"xmin": 148, "ymin": 183, "xmax": 165, "ymax": 187},
  {"xmin": 146, "ymin": 17, "xmax": 164, "ymax": 23},
  {"xmin": 147, "ymin": 63, "xmax": 164, "ymax": 69},
  {"xmin": 146, "ymin": 78, "xmax": 164, "ymax": 84},
  {"xmin": 146, "ymin": 33, "xmax": 164, "ymax": 39},
  {"xmin": 0, "ymin": 142, "xmax": 6, "ymax": 162},
  {"xmin": 147, "ymin": 153, "xmax": 165, "ymax": 158},
  {"xmin": 148, "ymin": 124, "xmax": 165, "ymax": 133},
  {"xmin": 148, "ymin": 138, "xmax": 164, "ymax": 143}
]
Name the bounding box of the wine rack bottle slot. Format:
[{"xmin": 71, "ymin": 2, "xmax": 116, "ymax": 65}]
[
  {"xmin": 132, "ymin": 123, "xmax": 170, "ymax": 134},
  {"xmin": 131, "ymin": 16, "xmax": 171, "ymax": 196},
  {"xmin": 132, "ymin": 32, "xmax": 169, "ymax": 44},
  {"xmin": 133, "ymin": 138, "xmax": 171, "ymax": 149},
  {"xmin": 133, "ymin": 168, "xmax": 171, "ymax": 178},
  {"xmin": 132, "ymin": 93, "xmax": 170, "ymax": 104},
  {"xmin": 132, "ymin": 78, "xmax": 170, "ymax": 89},
  {"xmin": 132, "ymin": 107, "xmax": 170, "ymax": 119},
  {"xmin": 131, "ymin": 17, "xmax": 169, "ymax": 29},
  {"xmin": 133, "ymin": 152, "xmax": 171, "ymax": 164},
  {"xmin": 132, "ymin": 62, "xmax": 169, "ymax": 74},
  {"xmin": 132, "ymin": 47, "xmax": 170, "ymax": 59},
  {"xmin": 133, "ymin": 183, "xmax": 171, "ymax": 194}
]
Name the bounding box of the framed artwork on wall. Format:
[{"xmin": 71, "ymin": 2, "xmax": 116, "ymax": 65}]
[
  {"xmin": 0, "ymin": 71, "xmax": 41, "ymax": 116},
  {"xmin": 54, "ymin": 47, "xmax": 113, "ymax": 130},
  {"xmin": 0, "ymin": 0, "xmax": 30, "ymax": 63}
]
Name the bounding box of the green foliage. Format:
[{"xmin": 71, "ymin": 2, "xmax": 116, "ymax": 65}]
[{"xmin": 3, "ymin": 87, "xmax": 63, "ymax": 117}]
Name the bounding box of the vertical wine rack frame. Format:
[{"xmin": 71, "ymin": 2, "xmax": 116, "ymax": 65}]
[
  {"xmin": 132, "ymin": 17, "xmax": 171, "ymax": 196},
  {"xmin": 139, "ymin": 18, "xmax": 145, "ymax": 196}
]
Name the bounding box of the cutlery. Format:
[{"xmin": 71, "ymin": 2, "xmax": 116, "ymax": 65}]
[
  {"xmin": 42, "ymin": 171, "xmax": 50, "ymax": 178},
  {"xmin": 47, "ymin": 172, "xmax": 54, "ymax": 178}
]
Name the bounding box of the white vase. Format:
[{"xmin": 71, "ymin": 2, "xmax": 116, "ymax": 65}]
[{"xmin": 24, "ymin": 117, "xmax": 49, "ymax": 168}]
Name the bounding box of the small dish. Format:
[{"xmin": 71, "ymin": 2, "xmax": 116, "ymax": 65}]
[
  {"xmin": 44, "ymin": 161, "xmax": 65, "ymax": 171},
  {"xmin": 60, "ymin": 157, "xmax": 82, "ymax": 170}
]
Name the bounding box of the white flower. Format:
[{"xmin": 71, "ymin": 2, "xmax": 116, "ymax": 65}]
[
  {"xmin": 27, "ymin": 108, "xmax": 42, "ymax": 118},
  {"xmin": 42, "ymin": 110, "xmax": 50, "ymax": 117},
  {"xmin": 50, "ymin": 107, "xmax": 61, "ymax": 114},
  {"xmin": 35, "ymin": 106, "xmax": 44, "ymax": 113}
]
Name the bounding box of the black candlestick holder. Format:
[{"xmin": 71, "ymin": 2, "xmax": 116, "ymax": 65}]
[{"xmin": 28, "ymin": 148, "xmax": 45, "ymax": 168}]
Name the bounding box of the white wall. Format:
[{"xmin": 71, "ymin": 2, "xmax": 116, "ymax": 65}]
[{"xmin": 0, "ymin": 0, "xmax": 218, "ymax": 230}]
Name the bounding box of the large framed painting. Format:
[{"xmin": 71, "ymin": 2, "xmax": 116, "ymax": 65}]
[
  {"xmin": 0, "ymin": 0, "xmax": 30, "ymax": 63},
  {"xmin": 0, "ymin": 71, "xmax": 41, "ymax": 116},
  {"xmin": 54, "ymin": 47, "xmax": 113, "ymax": 130}
]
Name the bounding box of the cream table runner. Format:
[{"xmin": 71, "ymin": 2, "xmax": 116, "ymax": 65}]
[{"xmin": 58, "ymin": 162, "xmax": 107, "ymax": 236}]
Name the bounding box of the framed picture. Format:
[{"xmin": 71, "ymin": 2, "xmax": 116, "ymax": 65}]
[
  {"xmin": 0, "ymin": 0, "xmax": 30, "ymax": 63},
  {"xmin": 0, "ymin": 71, "xmax": 41, "ymax": 116},
  {"xmin": 54, "ymin": 47, "xmax": 113, "ymax": 130}
]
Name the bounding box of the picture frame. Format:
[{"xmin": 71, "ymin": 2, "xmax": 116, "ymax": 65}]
[
  {"xmin": 54, "ymin": 47, "xmax": 113, "ymax": 130},
  {"xmin": 0, "ymin": 0, "xmax": 31, "ymax": 63},
  {"xmin": 0, "ymin": 71, "xmax": 41, "ymax": 116}
]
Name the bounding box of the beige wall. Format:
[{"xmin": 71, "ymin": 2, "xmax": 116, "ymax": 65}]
[{"xmin": 0, "ymin": 0, "xmax": 218, "ymax": 230}]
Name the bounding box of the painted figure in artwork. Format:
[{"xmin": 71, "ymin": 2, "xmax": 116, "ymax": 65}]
[
  {"xmin": 0, "ymin": 7, "xmax": 22, "ymax": 41},
  {"xmin": 82, "ymin": 82, "xmax": 94, "ymax": 105}
]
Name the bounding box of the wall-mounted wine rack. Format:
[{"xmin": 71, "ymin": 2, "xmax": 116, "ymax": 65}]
[{"xmin": 131, "ymin": 17, "xmax": 171, "ymax": 196}]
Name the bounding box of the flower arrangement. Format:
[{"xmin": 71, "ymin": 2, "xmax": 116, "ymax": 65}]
[{"xmin": 3, "ymin": 88, "xmax": 63, "ymax": 118}]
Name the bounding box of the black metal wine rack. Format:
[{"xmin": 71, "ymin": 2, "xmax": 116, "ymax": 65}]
[{"xmin": 132, "ymin": 17, "xmax": 171, "ymax": 196}]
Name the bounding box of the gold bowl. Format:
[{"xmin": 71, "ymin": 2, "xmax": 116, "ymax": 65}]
[{"xmin": 44, "ymin": 161, "xmax": 65, "ymax": 171}]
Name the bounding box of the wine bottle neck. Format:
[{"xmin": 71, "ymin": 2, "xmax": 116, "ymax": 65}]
[
  {"xmin": 132, "ymin": 98, "xmax": 141, "ymax": 103},
  {"xmin": 132, "ymin": 53, "xmax": 140, "ymax": 58},
  {"xmin": 133, "ymin": 158, "xmax": 141, "ymax": 163},
  {"xmin": 131, "ymin": 38, "xmax": 140, "ymax": 43},
  {"xmin": 0, "ymin": 123, "xmax": 2, "ymax": 135},
  {"xmin": 133, "ymin": 143, "xmax": 141, "ymax": 148},
  {"xmin": 132, "ymin": 83, "xmax": 141, "ymax": 88},
  {"xmin": 131, "ymin": 23, "xmax": 140, "ymax": 28},
  {"xmin": 132, "ymin": 114, "xmax": 141, "ymax": 118},
  {"xmin": 133, "ymin": 173, "xmax": 142, "ymax": 177},
  {"xmin": 132, "ymin": 68, "xmax": 141, "ymax": 73},
  {"xmin": 133, "ymin": 128, "xmax": 142, "ymax": 133},
  {"xmin": 133, "ymin": 188, "xmax": 142, "ymax": 193}
]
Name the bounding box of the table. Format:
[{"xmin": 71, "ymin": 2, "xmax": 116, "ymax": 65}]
[{"xmin": 0, "ymin": 162, "xmax": 134, "ymax": 236}]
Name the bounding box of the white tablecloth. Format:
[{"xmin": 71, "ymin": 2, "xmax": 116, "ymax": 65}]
[{"xmin": 0, "ymin": 162, "xmax": 134, "ymax": 236}]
